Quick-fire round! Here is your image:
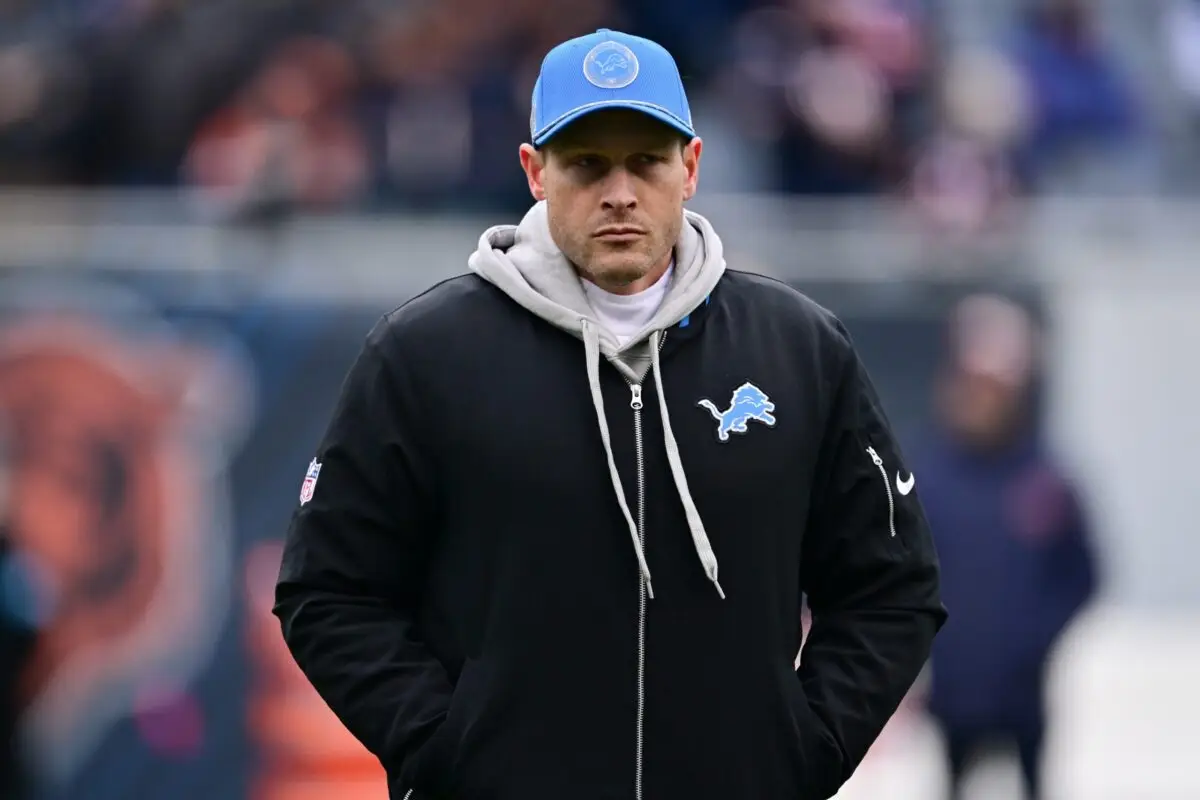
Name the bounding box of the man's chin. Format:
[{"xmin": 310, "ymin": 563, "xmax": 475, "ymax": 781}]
[
  {"xmin": 577, "ymin": 256, "xmax": 643, "ymax": 285},
  {"xmin": 608, "ymin": 266, "xmax": 650, "ymax": 284}
]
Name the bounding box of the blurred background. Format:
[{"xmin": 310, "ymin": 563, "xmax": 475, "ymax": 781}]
[{"xmin": 0, "ymin": 0, "xmax": 1196, "ymax": 798}]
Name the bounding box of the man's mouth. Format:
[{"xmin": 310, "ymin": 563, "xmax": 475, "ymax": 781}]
[{"xmin": 593, "ymin": 226, "xmax": 646, "ymax": 242}]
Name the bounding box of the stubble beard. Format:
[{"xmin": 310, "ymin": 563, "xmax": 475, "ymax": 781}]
[{"xmin": 558, "ymin": 218, "xmax": 681, "ymax": 292}]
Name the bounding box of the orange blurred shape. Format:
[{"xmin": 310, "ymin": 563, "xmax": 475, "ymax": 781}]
[
  {"xmin": 248, "ymin": 691, "xmax": 384, "ymax": 767},
  {"xmin": 245, "ymin": 541, "xmax": 387, "ymax": 797},
  {"xmin": 250, "ymin": 774, "xmax": 389, "ymax": 800}
]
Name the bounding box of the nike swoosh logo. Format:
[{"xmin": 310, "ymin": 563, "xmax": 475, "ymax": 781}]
[{"xmin": 896, "ymin": 471, "xmax": 915, "ymax": 496}]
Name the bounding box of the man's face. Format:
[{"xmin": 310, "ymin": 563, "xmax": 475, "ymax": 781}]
[
  {"xmin": 938, "ymin": 370, "xmax": 1024, "ymax": 449},
  {"xmin": 519, "ymin": 110, "xmax": 702, "ymax": 293}
]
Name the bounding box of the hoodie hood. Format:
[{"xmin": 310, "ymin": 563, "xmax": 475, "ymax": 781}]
[
  {"xmin": 468, "ymin": 201, "xmax": 727, "ymax": 601},
  {"xmin": 468, "ymin": 200, "xmax": 725, "ymax": 381}
]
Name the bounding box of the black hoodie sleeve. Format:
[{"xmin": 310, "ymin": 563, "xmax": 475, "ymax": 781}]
[
  {"xmin": 273, "ymin": 315, "xmax": 452, "ymax": 785},
  {"xmin": 797, "ymin": 319, "xmax": 947, "ymax": 797}
]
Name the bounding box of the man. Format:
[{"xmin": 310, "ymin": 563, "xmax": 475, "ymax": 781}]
[
  {"xmin": 913, "ymin": 294, "xmax": 1096, "ymax": 800},
  {"xmin": 274, "ymin": 28, "xmax": 945, "ymax": 800}
]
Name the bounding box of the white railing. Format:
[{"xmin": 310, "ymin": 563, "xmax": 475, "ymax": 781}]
[{"xmin": 1, "ymin": 190, "xmax": 1199, "ymax": 296}]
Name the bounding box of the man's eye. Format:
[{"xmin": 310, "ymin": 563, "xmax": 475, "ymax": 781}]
[{"xmin": 574, "ymin": 157, "xmax": 601, "ymax": 168}]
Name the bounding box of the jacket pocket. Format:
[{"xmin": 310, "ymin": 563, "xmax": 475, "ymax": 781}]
[
  {"xmin": 402, "ymin": 658, "xmax": 492, "ymax": 798},
  {"xmin": 778, "ymin": 665, "xmax": 844, "ymax": 799}
]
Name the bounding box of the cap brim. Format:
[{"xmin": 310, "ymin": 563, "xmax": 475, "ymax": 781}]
[{"xmin": 532, "ymin": 101, "xmax": 695, "ymax": 147}]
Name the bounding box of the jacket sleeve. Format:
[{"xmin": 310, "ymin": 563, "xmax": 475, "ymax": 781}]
[
  {"xmin": 273, "ymin": 315, "xmax": 452, "ymax": 785},
  {"xmin": 797, "ymin": 320, "xmax": 947, "ymax": 796}
]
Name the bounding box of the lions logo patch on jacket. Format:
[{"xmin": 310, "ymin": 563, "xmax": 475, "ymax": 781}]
[{"xmin": 697, "ymin": 382, "xmax": 777, "ymax": 442}]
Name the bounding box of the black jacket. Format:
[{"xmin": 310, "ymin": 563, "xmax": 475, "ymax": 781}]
[{"xmin": 274, "ymin": 268, "xmax": 946, "ymax": 800}]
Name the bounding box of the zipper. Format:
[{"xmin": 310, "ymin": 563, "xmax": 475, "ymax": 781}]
[
  {"xmin": 629, "ymin": 379, "xmax": 648, "ymax": 800},
  {"xmin": 624, "ymin": 332, "xmax": 666, "ymax": 800},
  {"xmin": 406, "ymin": 335, "xmax": 669, "ymax": 800},
  {"xmin": 866, "ymin": 446, "xmax": 896, "ymax": 537}
]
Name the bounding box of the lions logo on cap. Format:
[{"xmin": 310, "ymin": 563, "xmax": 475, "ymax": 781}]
[{"xmin": 584, "ymin": 41, "xmax": 639, "ymax": 89}]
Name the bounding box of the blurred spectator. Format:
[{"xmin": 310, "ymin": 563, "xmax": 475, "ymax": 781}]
[
  {"xmin": 1162, "ymin": 0, "xmax": 1200, "ymax": 189},
  {"xmin": 0, "ymin": 0, "xmax": 1180, "ymax": 208},
  {"xmin": 911, "ymin": 294, "xmax": 1098, "ymax": 800},
  {"xmin": 616, "ymin": 0, "xmax": 746, "ymax": 87},
  {"xmin": 909, "ymin": 131, "xmax": 1015, "ymax": 236},
  {"xmin": 1004, "ymin": 0, "xmax": 1149, "ymax": 193},
  {"xmin": 721, "ymin": 0, "xmax": 933, "ymax": 195},
  {"xmin": 907, "ymin": 47, "xmax": 1027, "ymax": 236},
  {"xmin": 184, "ymin": 34, "xmax": 369, "ymax": 219},
  {"xmin": 353, "ymin": 0, "xmax": 620, "ymax": 212},
  {"xmin": 0, "ymin": 0, "xmax": 289, "ymax": 187}
]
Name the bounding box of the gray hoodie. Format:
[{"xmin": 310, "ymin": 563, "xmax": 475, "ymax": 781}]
[{"xmin": 468, "ymin": 200, "xmax": 728, "ymax": 599}]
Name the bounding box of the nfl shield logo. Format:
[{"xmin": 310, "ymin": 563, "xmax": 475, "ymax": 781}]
[{"xmin": 299, "ymin": 458, "xmax": 322, "ymax": 505}]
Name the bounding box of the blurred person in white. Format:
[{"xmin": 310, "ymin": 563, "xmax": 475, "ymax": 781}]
[{"xmin": 909, "ymin": 294, "xmax": 1098, "ymax": 800}]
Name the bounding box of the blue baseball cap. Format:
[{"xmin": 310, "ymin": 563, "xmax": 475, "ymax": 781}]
[{"xmin": 530, "ymin": 28, "xmax": 695, "ymax": 147}]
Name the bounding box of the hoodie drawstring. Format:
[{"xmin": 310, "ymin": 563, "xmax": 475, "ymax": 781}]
[
  {"xmin": 581, "ymin": 320, "xmax": 724, "ymax": 600},
  {"xmin": 583, "ymin": 320, "xmax": 655, "ymax": 599},
  {"xmin": 649, "ymin": 331, "xmax": 725, "ymax": 599}
]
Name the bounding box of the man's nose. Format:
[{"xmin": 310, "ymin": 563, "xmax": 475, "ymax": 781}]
[{"xmin": 600, "ymin": 169, "xmax": 638, "ymax": 212}]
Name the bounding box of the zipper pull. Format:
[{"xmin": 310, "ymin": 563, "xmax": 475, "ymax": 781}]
[
  {"xmin": 630, "ymin": 384, "xmax": 643, "ymax": 410},
  {"xmin": 866, "ymin": 445, "xmax": 883, "ymax": 466}
]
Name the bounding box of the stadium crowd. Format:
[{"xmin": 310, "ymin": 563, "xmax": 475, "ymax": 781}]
[{"xmin": 0, "ymin": 0, "xmax": 1174, "ymax": 222}]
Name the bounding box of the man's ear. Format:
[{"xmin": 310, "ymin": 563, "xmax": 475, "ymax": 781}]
[
  {"xmin": 519, "ymin": 144, "xmax": 547, "ymax": 202},
  {"xmin": 682, "ymin": 137, "xmax": 702, "ymax": 202}
]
